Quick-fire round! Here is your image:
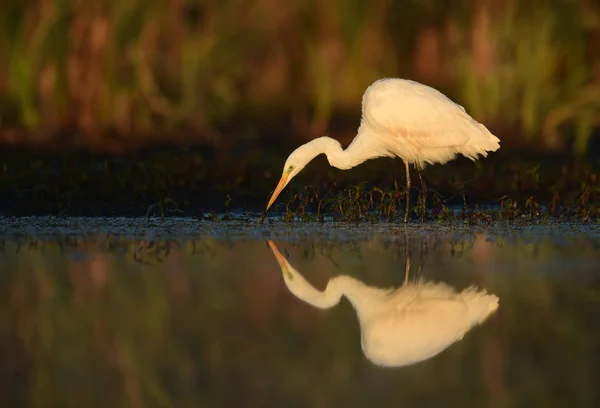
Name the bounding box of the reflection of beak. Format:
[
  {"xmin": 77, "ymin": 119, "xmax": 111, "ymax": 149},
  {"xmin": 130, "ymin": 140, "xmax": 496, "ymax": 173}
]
[
  {"xmin": 267, "ymin": 240, "xmax": 293, "ymax": 280},
  {"xmin": 266, "ymin": 172, "xmax": 290, "ymax": 211}
]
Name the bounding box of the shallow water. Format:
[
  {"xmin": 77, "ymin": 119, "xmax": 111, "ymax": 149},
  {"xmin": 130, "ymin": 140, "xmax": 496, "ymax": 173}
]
[{"xmin": 0, "ymin": 217, "xmax": 599, "ymax": 407}]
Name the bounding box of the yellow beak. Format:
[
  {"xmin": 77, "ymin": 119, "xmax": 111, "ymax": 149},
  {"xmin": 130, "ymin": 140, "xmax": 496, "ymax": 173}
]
[
  {"xmin": 266, "ymin": 172, "xmax": 290, "ymax": 211},
  {"xmin": 267, "ymin": 240, "xmax": 293, "ymax": 280}
]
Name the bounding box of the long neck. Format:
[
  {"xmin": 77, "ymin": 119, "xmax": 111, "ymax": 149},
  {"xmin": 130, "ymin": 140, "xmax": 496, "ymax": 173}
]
[
  {"xmin": 306, "ymin": 134, "xmax": 382, "ymax": 170},
  {"xmin": 282, "ymin": 270, "xmax": 384, "ymax": 317}
]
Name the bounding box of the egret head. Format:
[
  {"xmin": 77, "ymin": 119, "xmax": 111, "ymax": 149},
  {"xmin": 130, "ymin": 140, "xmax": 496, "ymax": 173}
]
[{"xmin": 265, "ymin": 143, "xmax": 316, "ymax": 211}]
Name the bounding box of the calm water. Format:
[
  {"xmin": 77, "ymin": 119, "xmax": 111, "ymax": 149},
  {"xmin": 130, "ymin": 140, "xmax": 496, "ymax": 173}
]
[{"xmin": 0, "ymin": 217, "xmax": 599, "ymax": 407}]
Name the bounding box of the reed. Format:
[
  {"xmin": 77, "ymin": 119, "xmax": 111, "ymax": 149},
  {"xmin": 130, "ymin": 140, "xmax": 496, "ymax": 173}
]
[{"xmin": 0, "ymin": 0, "xmax": 598, "ymax": 152}]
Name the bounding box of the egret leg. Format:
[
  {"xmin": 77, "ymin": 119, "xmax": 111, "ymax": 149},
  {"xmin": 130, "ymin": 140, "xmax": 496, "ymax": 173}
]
[
  {"xmin": 403, "ymin": 160, "xmax": 411, "ymax": 223},
  {"xmin": 404, "ymin": 228, "xmax": 410, "ymax": 285},
  {"xmin": 416, "ymin": 236, "xmax": 428, "ymax": 282},
  {"xmin": 417, "ymin": 168, "xmax": 427, "ymax": 221}
]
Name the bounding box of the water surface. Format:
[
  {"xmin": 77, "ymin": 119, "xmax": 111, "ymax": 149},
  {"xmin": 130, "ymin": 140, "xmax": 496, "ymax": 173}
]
[{"xmin": 0, "ymin": 217, "xmax": 598, "ymax": 407}]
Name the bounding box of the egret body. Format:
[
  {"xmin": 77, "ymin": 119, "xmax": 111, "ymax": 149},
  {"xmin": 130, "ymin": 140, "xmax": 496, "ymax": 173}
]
[{"xmin": 266, "ymin": 78, "xmax": 501, "ymax": 221}]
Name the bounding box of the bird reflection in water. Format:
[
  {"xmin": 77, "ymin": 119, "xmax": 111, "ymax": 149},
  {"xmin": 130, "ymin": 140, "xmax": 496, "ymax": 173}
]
[{"xmin": 267, "ymin": 239, "xmax": 499, "ymax": 368}]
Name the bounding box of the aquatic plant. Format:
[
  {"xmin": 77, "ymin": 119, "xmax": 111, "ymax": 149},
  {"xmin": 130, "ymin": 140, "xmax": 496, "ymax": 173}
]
[{"xmin": 1, "ymin": 142, "xmax": 599, "ymax": 221}]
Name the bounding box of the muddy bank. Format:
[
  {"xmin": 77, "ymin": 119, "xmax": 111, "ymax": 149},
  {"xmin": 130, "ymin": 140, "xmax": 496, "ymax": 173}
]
[{"xmin": 1, "ymin": 216, "xmax": 598, "ymax": 241}]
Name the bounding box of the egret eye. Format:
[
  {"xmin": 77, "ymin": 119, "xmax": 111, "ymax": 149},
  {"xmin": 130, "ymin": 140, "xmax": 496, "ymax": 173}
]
[{"xmin": 287, "ymin": 165, "xmax": 294, "ymax": 172}]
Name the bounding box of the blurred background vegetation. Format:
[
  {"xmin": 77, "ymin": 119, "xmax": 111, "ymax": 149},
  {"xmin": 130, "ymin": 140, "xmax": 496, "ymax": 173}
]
[{"xmin": 0, "ymin": 0, "xmax": 599, "ymax": 154}]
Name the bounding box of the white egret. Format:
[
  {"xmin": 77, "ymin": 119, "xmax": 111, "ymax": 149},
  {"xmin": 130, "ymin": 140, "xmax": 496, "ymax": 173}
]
[
  {"xmin": 267, "ymin": 240, "xmax": 499, "ymax": 367},
  {"xmin": 265, "ymin": 78, "xmax": 500, "ymax": 222}
]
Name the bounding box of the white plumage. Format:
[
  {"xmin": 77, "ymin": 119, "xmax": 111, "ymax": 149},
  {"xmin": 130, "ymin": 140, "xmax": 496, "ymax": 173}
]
[
  {"xmin": 265, "ymin": 78, "xmax": 501, "ymax": 221},
  {"xmin": 268, "ymin": 240, "xmax": 499, "ymax": 368},
  {"xmin": 359, "ymin": 78, "xmax": 500, "ymax": 166}
]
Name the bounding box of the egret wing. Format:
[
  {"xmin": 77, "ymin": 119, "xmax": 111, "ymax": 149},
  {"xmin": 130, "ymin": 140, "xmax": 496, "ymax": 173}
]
[{"xmin": 361, "ymin": 79, "xmax": 474, "ymax": 148}]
